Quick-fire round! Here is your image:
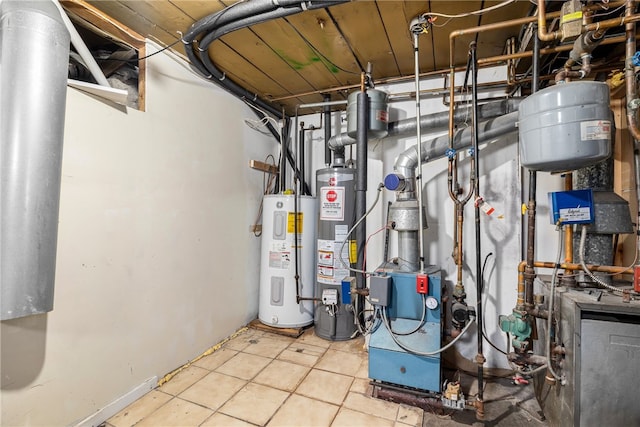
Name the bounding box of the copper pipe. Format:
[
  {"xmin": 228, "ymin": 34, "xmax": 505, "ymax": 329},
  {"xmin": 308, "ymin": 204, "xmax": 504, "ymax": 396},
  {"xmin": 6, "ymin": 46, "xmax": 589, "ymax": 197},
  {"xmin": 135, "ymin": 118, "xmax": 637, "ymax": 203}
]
[
  {"xmin": 564, "ymin": 175, "xmax": 573, "ymax": 264},
  {"xmin": 477, "ymin": 33, "xmax": 628, "ymax": 66},
  {"xmin": 272, "ymin": 32, "xmax": 634, "ymax": 103},
  {"xmin": 625, "ymin": 0, "xmax": 640, "ymax": 141},
  {"xmin": 537, "ymin": 0, "xmax": 560, "ymax": 41},
  {"xmin": 517, "ymin": 261, "xmax": 527, "ymax": 309},
  {"xmin": 516, "ymin": 259, "xmax": 633, "ymax": 309},
  {"xmin": 585, "ymin": 9, "xmax": 640, "ymax": 33}
]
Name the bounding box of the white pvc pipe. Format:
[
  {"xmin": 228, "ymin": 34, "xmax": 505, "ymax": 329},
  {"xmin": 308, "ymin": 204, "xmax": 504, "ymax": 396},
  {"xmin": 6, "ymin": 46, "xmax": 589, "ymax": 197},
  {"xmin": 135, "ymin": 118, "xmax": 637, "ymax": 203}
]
[{"xmin": 51, "ymin": 0, "xmax": 111, "ymax": 87}]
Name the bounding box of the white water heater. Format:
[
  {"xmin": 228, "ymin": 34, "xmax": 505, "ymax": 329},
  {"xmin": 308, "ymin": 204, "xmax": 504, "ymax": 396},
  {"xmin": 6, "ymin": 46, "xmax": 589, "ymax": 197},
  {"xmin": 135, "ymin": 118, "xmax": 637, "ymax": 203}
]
[{"xmin": 259, "ymin": 194, "xmax": 317, "ymax": 327}]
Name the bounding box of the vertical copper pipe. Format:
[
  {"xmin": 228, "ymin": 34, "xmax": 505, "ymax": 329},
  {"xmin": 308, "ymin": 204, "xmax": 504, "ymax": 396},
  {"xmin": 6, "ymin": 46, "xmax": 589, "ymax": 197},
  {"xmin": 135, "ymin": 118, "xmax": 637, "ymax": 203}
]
[
  {"xmin": 564, "ymin": 174, "xmax": 574, "ymax": 263},
  {"xmin": 626, "ymin": 0, "xmax": 640, "ymax": 141}
]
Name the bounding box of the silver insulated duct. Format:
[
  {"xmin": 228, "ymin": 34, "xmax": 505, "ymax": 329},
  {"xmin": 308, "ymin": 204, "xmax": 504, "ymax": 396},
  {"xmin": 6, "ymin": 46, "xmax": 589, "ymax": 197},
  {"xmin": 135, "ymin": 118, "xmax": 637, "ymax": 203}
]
[{"xmin": 1, "ymin": 1, "xmax": 70, "ymax": 320}]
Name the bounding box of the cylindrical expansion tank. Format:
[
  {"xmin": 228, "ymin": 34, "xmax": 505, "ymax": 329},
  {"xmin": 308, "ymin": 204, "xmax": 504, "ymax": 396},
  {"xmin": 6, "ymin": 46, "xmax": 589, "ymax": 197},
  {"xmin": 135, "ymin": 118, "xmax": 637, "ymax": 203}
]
[
  {"xmin": 347, "ymin": 89, "xmax": 389, "ymax": 139},
  {"xmin": 519, "ymin": 81, "xmax": 611, "ymax": 172},
  {"xmin": 315, "ymin": 167, "xmax": 357, "ymax": 340},
  {"xmin": 1, "ymin": 1, "xmax": 70, "ymax": 320},
  {"xmin": 259, "ymin": 194, "xmax": 317, "ymax": 328}
]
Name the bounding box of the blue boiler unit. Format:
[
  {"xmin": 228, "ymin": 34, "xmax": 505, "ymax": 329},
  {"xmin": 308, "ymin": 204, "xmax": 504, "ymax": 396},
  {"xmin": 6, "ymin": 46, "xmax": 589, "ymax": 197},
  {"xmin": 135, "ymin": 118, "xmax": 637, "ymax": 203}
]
[{"xmin": 368, "ymin": 270, "xmax": 443, "ymax": 392}]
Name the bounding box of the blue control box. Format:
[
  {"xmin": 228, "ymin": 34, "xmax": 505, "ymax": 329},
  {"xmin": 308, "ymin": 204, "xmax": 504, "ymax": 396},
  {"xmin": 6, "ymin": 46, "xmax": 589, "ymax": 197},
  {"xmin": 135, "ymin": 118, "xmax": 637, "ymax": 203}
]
[{"xmin": 548, "ymin": 189, "xmax": 594, "ymax": 225}]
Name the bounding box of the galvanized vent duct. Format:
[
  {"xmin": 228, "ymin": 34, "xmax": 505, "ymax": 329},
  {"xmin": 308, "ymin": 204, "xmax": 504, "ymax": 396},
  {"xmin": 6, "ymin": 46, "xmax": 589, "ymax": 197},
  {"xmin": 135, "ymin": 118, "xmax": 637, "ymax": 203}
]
[{"xmin": 1, "ymin": 0, "xmax": 70, "ymax": 320}]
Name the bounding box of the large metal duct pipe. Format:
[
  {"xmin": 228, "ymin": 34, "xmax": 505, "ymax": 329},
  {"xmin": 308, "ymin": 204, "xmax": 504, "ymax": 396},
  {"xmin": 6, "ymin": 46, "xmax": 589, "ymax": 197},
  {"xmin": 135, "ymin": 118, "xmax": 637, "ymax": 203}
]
[
  {"xmin": 1, "ymin": 1, "xmax": 70, "ymax": 320},
  {"xmin": 392, "ymin": 111, "xmax": 518, "ymax": 197},
  {"xmin": 328, "ymin": 98, "xmax": 520, "ymax": 151},
  {"xmin": 384, "ymin": 113, "xmax": 518, "ymax": 270}
]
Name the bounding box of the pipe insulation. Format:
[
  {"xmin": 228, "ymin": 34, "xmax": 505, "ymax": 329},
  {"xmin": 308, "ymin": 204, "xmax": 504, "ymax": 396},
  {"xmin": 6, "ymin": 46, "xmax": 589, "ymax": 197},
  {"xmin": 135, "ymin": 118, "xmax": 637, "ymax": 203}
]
[
  {"xmin": 328, "ymin": 98, "xmax": 521, "ymax": 151},
  {"xmin": 1, "ymin": 0, "xmax": 70, "ymax": 320}
]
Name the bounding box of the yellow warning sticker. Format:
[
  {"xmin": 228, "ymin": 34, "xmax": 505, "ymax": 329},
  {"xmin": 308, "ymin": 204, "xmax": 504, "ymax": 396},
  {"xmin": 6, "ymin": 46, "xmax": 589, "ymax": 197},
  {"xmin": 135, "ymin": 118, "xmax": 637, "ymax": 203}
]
[
  {"xmin": 287, "ymin": 212, "xmax": 303, "ymax": 234},
  {"xmin": 561, "ymin": 11, "xmax": 582, "ymax": 23},
  {"xmin": 349, "ymin": 240, "xmax": 357, "ymax": 264}
]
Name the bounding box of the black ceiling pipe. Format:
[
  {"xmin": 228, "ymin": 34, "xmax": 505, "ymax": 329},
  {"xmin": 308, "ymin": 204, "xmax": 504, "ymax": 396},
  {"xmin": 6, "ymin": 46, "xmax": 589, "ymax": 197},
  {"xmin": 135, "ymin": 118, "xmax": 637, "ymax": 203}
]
[{"xmin": 183, "ymin": 0, "xmax": 348, "ymax": 195}]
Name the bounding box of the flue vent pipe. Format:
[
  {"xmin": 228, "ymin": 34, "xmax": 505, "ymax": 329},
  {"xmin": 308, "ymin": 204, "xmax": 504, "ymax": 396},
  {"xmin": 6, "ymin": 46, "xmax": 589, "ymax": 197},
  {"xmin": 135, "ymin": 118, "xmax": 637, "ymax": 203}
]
[{"xmin": 1, "ymin": 0, "xmax": 70, "ymax": 320}]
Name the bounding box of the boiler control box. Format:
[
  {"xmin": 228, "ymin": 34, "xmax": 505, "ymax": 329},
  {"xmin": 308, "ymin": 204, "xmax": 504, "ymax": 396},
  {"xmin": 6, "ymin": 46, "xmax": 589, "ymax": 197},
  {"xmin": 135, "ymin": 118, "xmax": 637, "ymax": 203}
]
[{"xmin": 549, "ymin": 189, "xmax": 594, "ymax": 225}]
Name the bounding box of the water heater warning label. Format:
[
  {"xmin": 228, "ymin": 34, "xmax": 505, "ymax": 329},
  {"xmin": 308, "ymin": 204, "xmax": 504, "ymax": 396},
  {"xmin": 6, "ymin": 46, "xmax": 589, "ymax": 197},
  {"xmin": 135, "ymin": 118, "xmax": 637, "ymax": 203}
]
[
  {"xmin": 320, "ymin": 187, "xmax": 345, "ymax": 221},
  {"xmin": 317, "ymin": 239, "xmax": 349, "ymax": 285},
  {"xmin": 581, "ymin": 120, "xmax": 611, "ymax": 141},
  {"xmin": 269, "ymin": 251, "xmax": 290, "ymax": 269}
]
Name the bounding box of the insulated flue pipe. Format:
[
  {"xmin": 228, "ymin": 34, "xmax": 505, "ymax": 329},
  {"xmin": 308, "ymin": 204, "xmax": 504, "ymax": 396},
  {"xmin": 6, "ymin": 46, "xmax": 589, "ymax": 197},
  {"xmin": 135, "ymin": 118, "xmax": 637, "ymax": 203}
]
[{"xmin": 1, "ymin": 0, "xmax": 70, "ymax": 320}]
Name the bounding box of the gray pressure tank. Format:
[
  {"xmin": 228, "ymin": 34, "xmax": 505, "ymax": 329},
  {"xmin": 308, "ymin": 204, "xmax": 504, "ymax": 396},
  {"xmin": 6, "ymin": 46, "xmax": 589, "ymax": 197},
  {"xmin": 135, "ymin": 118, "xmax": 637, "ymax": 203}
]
[
  {"xmin": 519, "ymin": 81, "xmax": 612, "ymax": 172},
  {"xmin": 347, "ymin": 89, "xmax": 389, "ymax": 139},
  {"xmin": 314, "ymin": 167, "xmax": 357, "ymax": 341}
]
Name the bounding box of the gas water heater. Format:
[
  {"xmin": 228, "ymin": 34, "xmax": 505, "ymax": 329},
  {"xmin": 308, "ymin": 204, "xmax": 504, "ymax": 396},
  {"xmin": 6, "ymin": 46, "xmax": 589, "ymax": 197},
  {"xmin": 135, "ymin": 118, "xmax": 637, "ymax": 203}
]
[
  {"xmin": 314, "ymin": 167, "xmax": 357, "ymax": 340},
  {"xmin": 258, "ymin": 194, "xmax": 316, "ymax": 328}
]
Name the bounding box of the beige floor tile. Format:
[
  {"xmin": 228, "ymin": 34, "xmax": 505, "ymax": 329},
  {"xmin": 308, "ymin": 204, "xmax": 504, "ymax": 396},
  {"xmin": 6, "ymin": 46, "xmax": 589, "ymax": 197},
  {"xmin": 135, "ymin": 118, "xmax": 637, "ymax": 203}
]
[
  {"xmin": 354, "ymin": 359, "xmax": 369, "ymax": 379},
  {"xmin": 296, "ymin": 369, "xmax": 353, "ymax": 405},
  {"xmin": 342, "ymin": 392, "xmax": 399, "ymax": 420},
  {"xmin": 329, "ymin": 337, "xmax": 367, "ymax": 354},
  {"xmin": 136, "ymin": 397, "xmax": 212, "ymax": 426},
  {"xmin": 215, "ymin": 352, "xmax": 272, "ymax": 380},
  {"xmin": 296, "ymin": 330, "xmax": 331, "ymax": 348},
  {"xmin": 277, "ymin": 348, "xmax": 321, "ymax": 367},
  {"xmin": 267, "ymin": 394, "xmax": 339, "ymax": 427},
  {"xmin": 193, "ymin": 348, "xmax": 238, "ymax": 371},
  {"xmin": 224, "ymin": 330, "xmax": 263, "ymax": 352},
  {"xmin": 179, "ymin": 371, "xmax": 246, "ymax": 410},
  {"xmin": 349, "ymin": 378, "xmax": 371, "ymax": 394},
  {"xmin": 219, "ymin": 383, "xmax": 290, "ymax": 426},
  {"xmin": 396, "ymin": 404, "xmax": 423, "ymax": 427},
  {"xmin": 201, "ymin": 412, "xmax": 256, "ymax": 427},
  {"xmin": 242, "ymin": 336, "xmax": 291, "ymax": 358},
  {"xmin": 260, "ymin": 331, "xmax": 297, "ymax": 344},
  {"xmin": 159, "ymin": 365, "xmax": 209, "ymax": 396},
  {"xmin": 107, "ymin": 390, "xmax": 172, "ymax": 427},
  {"xmin": 315, "ymin": 349, "xmax": 363, "ymax": 376},
  {"xmin": 253, "ymin": 359, "xmax": 310, "ymax": 392},
  {"xmin": 331, "ymin": 408, "xmax": 394, "ymax": 427}
]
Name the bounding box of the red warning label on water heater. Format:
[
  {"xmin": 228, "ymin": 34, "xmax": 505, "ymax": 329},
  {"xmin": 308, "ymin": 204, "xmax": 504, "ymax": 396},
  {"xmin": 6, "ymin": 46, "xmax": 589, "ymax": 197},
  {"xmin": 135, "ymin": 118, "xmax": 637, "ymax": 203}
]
[{"xmin": 320, "ymin": 186, "xmax": 345, "ymax": 221}]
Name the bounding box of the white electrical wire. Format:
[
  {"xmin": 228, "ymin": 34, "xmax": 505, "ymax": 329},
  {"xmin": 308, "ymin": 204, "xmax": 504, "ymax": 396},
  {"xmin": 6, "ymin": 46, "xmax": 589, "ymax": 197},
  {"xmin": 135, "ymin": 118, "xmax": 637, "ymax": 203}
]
[
  {"xmin": 381, "ymin": 308, "xmax": 475, "ymax": 356},
  {"xmin": 385, "ymin": 294, "xmax": 428, "ymax": 336},
  {"xmin": 546, "ymin": 225, "xmax": 566, "ymax": 385},
  {"xmin": 337, "ymin": 183, "xmax": 385, "ymax": 275},
  {"xmin": 578, "ymin": 225, "xmax": 630, "ymax": 296},
  {"xmin": 426, "ymin": 0, "xmax": 516, "ymax": 19}
]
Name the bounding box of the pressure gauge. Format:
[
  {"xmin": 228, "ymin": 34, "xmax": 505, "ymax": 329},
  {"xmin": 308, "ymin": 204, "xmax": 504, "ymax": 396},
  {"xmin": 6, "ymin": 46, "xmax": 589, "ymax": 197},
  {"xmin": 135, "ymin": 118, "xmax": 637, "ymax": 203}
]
[{"xmin": 425, "ymin": 296, "xmax": 439, "ymax": 310}]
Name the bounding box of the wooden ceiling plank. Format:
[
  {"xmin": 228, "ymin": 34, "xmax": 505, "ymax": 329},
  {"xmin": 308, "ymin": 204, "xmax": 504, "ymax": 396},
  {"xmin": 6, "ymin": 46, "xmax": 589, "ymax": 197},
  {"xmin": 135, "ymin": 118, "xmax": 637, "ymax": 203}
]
[
  {"xmin": 217, "ymin": 28, "xmax": 318, "ymax": 95},
  {"xmin": 211, "ymin": 41, "xmax": 293, "ymax": 103},
  {"xmin": 326, "ymin": 1, "xmax": 401, "ymax": 81},
  {"xmin": 246, "ymin": 18, "xmax": 347, "ymax": 91},
  {"xmin": 283, "ymin": 6, "xmax": 363, "ymax": 88},
  {"xmin": 375, "ymin": 0, "xmax": 435, "ymax": 76},
  {"xmin": 428, "ymin": 1, "xmax": 484, "ymax": 69}
]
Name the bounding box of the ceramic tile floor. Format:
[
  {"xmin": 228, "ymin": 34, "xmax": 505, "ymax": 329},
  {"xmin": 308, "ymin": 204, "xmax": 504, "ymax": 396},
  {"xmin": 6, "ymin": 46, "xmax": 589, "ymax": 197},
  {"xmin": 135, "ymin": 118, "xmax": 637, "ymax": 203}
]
[
  {"xmin": 106, "ymin": 327, "xmax": 546, "ymax": 427},
  {"xmin": 106, "ymin": 327, "xmax": 423, "ymax": 427}
]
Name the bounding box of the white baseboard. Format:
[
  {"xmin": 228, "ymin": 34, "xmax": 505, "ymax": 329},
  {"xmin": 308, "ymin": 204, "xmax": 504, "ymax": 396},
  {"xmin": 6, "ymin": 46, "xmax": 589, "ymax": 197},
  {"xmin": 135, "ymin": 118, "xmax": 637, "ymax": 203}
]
[{"xmin": 72, "ymin": 376, "xmax": 158, "ymax": 427}]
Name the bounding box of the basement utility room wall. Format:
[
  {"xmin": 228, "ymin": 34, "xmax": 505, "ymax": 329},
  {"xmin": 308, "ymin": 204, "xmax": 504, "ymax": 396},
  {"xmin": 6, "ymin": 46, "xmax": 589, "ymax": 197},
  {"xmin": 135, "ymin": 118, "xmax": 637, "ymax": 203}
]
[{"xmin": 0, "ymin": 43, "xmax": 278, "ymax": 426}]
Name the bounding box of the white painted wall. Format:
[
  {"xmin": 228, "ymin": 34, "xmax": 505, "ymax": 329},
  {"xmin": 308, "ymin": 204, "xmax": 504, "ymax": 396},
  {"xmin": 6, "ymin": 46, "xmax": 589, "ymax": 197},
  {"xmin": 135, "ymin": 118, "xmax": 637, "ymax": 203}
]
[
  {"xmin": 0, "ymin": 43, "xmax": 278, "ymax": 425},
  {"xmin": 299, "ymin": 66, "xmax": 563, "ymax": 369}
]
